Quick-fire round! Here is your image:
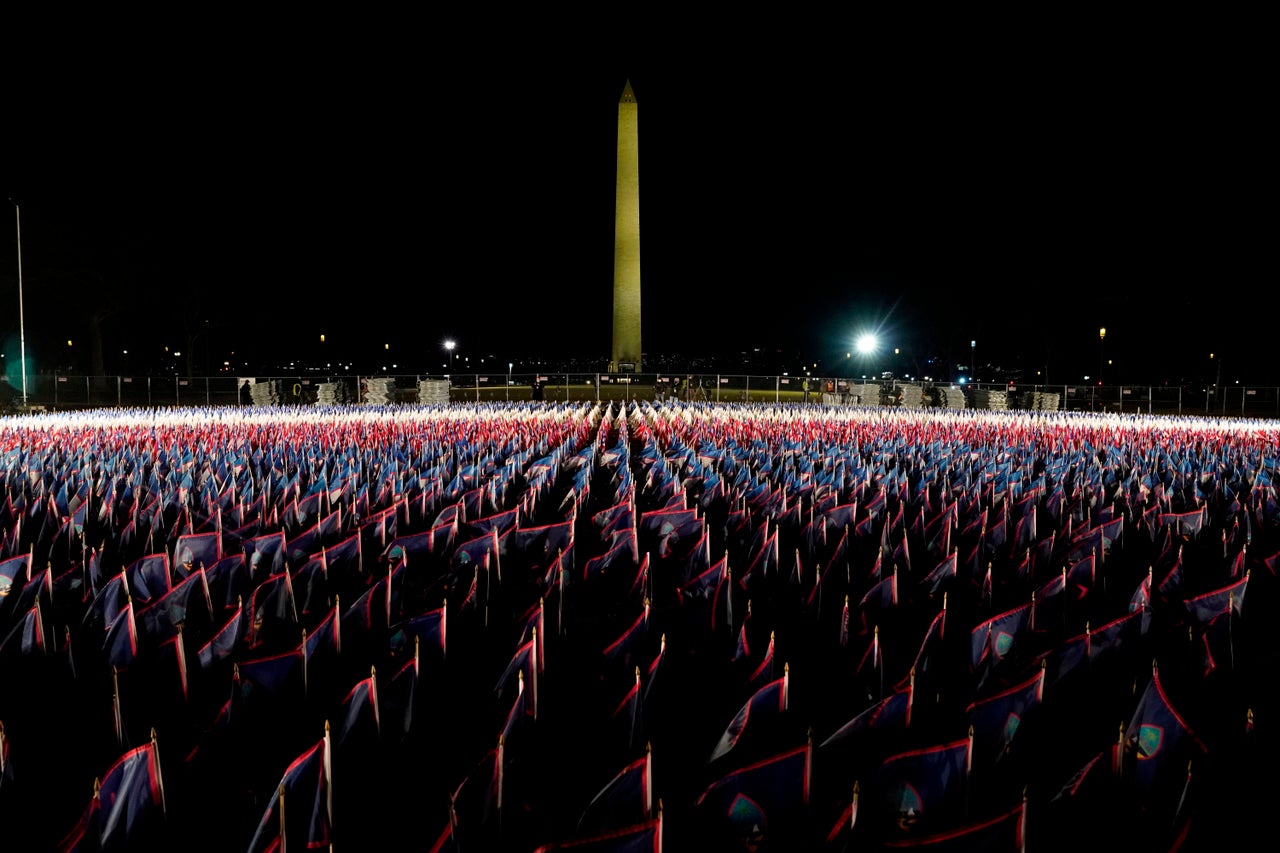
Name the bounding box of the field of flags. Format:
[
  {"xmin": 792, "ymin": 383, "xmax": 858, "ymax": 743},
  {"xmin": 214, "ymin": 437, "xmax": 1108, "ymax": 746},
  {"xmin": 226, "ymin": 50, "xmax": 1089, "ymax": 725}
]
[{"xmin": 1, "ymin": 399, "xmax": 1278, "ymax": 852}]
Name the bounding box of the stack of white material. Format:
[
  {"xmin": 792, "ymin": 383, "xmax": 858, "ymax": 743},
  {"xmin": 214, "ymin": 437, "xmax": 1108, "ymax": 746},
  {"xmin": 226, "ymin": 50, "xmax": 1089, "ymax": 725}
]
[
  {"xmin": 364, "ymin": 377, "xmax": 398, "ymax": 405},
  {"xmin": 935, "ymin": 386, "xmax": 966, "ymax": 409},
  {"xmin": 1023, "ymin": 391, "xmax": 1060, "ymax": 411},
  {"xmin": 317, "ymin": 381, "xmax": 356, "ymax": 405},
  {"xmin": 846, "ymin": 384, "xmax": 882, "ymax": 406},
  {"xmin": 249, "ymin": 380, "xmax": 282, "ymax": 405},
  {"xmin": 896, "ymin": 383, "xmax": 924, "ymax": 408},
  {"xmin": 969, "ymin": 389, "xmax": 1009, "ymax": 410},
  {"xmin": 418, "ymin": 379, "xmax": 451, "ymax": 405}
]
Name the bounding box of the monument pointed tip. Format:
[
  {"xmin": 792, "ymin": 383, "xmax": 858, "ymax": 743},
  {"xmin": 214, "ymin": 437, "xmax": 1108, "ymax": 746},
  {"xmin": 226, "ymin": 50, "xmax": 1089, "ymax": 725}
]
[{"xmin": 621, "ymin": 79, "xmax": 636, "ymax": 103}]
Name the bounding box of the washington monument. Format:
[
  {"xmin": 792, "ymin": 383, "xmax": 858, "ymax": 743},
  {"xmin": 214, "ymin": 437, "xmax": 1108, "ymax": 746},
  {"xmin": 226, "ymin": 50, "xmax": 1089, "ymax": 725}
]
[{"xmin": 611, "ymin": 79, "xmax": 642, "ymax": 371}]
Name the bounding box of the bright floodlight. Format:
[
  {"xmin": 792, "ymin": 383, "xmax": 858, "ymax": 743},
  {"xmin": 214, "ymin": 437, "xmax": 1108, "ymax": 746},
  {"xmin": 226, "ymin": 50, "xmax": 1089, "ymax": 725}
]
[
  {"xmin": 855, "ymin": 334, "xmax": 879, "ymax": 355},
  {"xmin": 444, "ymin": 339, "xmax": 456, "ymax": 352}
]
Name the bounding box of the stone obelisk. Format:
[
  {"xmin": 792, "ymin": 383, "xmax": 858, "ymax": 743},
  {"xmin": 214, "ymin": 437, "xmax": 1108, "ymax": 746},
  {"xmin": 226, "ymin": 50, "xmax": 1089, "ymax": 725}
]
[{"xmin": 611, "ymin": 79, "xmax": 642, "ymax": 371}]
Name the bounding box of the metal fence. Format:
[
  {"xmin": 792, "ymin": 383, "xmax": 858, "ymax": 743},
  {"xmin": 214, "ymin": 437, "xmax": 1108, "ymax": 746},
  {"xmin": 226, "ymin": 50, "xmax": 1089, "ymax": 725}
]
[{"xmin": 6, "ymin": 373, "xmax": 1280, "ymax": 419}]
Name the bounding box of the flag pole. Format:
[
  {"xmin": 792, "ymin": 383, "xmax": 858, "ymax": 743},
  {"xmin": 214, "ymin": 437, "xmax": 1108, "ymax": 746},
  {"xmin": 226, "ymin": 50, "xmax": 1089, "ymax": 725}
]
[
  {"xmin": 151, "ymin": 728, "xmax": 167, "ymax": 818},
  {"xmin": 301, "ymin": 628, "xmax": 309, "ymax": 700},
  {"xmin": 644, "ymin": 742, "xmax": 653, "ymax": 819},
  {"xmin": 278, "ymin": 782, "xmax": 287, "ymax": 853},
  {"xmin": 323, "ymin": 720, "xmax": 333, "ymax": 837},
  {"xmin": 112, "ymin": 665, "xmax": 128, "ymax": 749}
]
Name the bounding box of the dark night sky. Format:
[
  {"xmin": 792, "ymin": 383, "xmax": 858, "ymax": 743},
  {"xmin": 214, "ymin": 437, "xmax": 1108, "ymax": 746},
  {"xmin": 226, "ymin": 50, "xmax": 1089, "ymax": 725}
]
[{"xmin": 1, "ymin": 33, "xmax": 1270, "ymax": 386}]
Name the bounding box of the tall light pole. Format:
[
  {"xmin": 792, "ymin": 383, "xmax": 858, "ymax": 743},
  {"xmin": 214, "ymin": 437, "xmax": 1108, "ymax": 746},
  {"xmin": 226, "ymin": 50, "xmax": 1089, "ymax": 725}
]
[
  {"xmin": 12, "ymin": 200, "xmax": 27, "ymax": 407},
  {"xmin": 444, "ymin": 339, "xmax": 455, "ymax": 374},
  {"xmin": 1098, "ymin": 328, "xmax": 1106, "ymax": 386}
]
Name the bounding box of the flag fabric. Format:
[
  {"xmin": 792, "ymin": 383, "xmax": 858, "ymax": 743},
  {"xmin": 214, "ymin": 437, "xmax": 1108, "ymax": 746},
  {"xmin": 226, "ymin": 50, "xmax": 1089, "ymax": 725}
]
[
  {"xmin": 921, "ymin": 550, "xmax": 957, "ymax": 598},
  {"xmin": 610, "ymin": 667, "xmax": 645, "ymax": 754},
  {"xmin": 1129, "ymin": 568, "xmax": 1152, "ymax": 614},
  {"xmin": 577, "ymin": 749, "xmax": 653, "ymax": 836},
  {"xmin": 495, "ymin": 638, "xmax": 538, "ymax": 721},
  {"xmin": 897, "ymin": 607, "xmax": 946, "ymax": 693},
  {"xmin": 532, "ymin": 817, "xmax": 663, "ymax": 853},
  {"xmin": 1031, "ymin": 571, "xmax": 1070, "ymax": 637},
  {"xmin": 97, "ymin": 739, "xmax": 166, "ymax": 851},
  {"xmin": 137, "ymin": 567, "xmax": 211, "ymax": 641},
  {"xmin": 878, "ymin": 798, "xmax": 1026, "ymax": 851},
  {"xmin": 0, "ymin": 600, "xmax": 46, "ymax": 658},
  {"xmin": 124, "ymin": 554, "xmax": 172, "ymax": 604},
  {"xmin": 694, "ymin": 742, "xmax": 811, "ymax": 848},
  {"xmin": 389, "ymin": 603, "xmax": 447, "ymax": 659},
  {"xmin": 381, "ymin": 646, "xmax": 418, "ymax": 742},
  {"xmin": 102, "ymin": 601, "xmax": 139, "ymax": 672},
  {"xmin": 245, "ymin": 530, "xmax": 288, "ymax": 582},
  {"xmin": 324, "ymin": 531, "xmax": 363, "ymax": 584},
  {"xmin": 1124, "ymin": 663, "xmax": 1207, "ymax": 798},
  {"xmin": 1159, "ymin": 508, "xmax": 1206, "ymax": 539},
  {"xmin": 871, "ymin": 737, "xmax": 971, "ymax": 837},
  {"xmin": 204, "ymin": 553, "xmax": 250, "ymax": 617},
  {"xmin": 744, "ymin": 630, "xmax": 776, "ymax": 696},
  {"xmin": 331, "ymin": 670, "xmax": 380, "ymax": 753},
  {"xmin": 821, "ymin": 679, "xmax": 913, "ymax": 749},
  {"xmin": 56, "ymin": 788, "xmax": 101, "ymax": 853},
  {"xmin": 602, "ymin": 604, "xmax": 650, "ymax": 674},
  {"xmin": 1050, "ymin": 744, "xmax": 1120, "ymax": 805},
  {"xmin": 709, "ymin": 668, "xmax": 789, "ymax": 765},
  {"xmin": 303, "ymin": 604, "xmax": 342, "ymax": 676},
  {"xmin": 174, "ymin": 530, "xmax": 221, "ymax": 574},
  {"xmin": 246, "ymin": 570, "xmax": 298, "ymax": 649},
  {"xmin": 966, "ymin": 665, "xmax": 1045, "ymax": 768},
  {"xmin": 197, "ymin": 599, "xmax": 244, "ymax": 671},
  {"xmin": 238, "ymin": 644, "xmax": 307, "ymax": 713},
  {"xmin": 584, "ymin": 532, "xmax": 639, "ymax": 583},
  {"xmin": 859, "ymin": 568, "xmax": 899, "ymax": 635},
  {"xmin": 0, "ymin": 553, "xmax": 29, "ymax": 617},
  {"xmin": 449, "ymin": 739, "xmax": 503, "ymax": 853},
  {"xmin": 1180, "ymin": 575, "xmax": 1247, "ymax": 626},
  {"xmin": 291, "ymin": 554, "xmax": 329, "ymax": 624},
  {"xmin": 512, "ymin": 520, "xmax": 575, "ymax": 571},
  {"xmin": 971, "ymin": 603, "xmax": 1032, "ymax": 674},
  {"xmin": 247, "ymin": 733, "xmax": 333, "ymax": 853}
]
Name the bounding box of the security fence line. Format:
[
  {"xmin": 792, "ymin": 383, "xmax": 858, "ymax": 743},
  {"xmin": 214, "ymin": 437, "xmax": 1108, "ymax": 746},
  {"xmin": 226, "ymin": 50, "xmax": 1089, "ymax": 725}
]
[{"xmin": 7, "ymin": 373, "xmax": 1279, "ymax": 419}]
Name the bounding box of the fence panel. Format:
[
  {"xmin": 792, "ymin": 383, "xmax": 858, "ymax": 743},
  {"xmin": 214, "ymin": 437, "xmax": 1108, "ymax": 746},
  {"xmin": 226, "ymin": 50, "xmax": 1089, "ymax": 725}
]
[{"xmin": 9, "ymin": 375, "xmax": 1280, "ymax": 421}]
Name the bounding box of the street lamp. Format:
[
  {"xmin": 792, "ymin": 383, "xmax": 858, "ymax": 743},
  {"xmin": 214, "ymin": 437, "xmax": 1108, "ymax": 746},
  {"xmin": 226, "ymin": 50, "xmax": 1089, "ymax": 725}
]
[
  {"xmin": 11, "ymin": 200, "xmax": 27, "ymax": 407},
  {"xmin": 970, "ymin": 340, "xmax": 976, "ymax": 382},
  {"xmin": 444, "ymin": 339, "xmax": 456, "ymax": 373},
  {"xmin": 1098, "ymin": 328, "xmax": 1106, "ymax": 386}
]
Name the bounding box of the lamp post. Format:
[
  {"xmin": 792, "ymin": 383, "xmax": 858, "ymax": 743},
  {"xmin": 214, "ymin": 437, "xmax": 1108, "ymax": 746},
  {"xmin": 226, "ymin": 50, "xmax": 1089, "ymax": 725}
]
[
  {"xmin": 507, "ymin": 362, "xmax": 512, "ymax": 402},
  {"xmin": 970, "ymin": 340, "xmax": 976, "ymax": 383},
  {"xmin": 1098, "ymin": 328, "xmax": 1106, "ymax": 386},
  {"xmin": 444, "ymin": 339, "xmax": 456, "ymax": 374},
  {"xmin": 11, "ymin": 200, "xmax": 27, "ymax": 407}
]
